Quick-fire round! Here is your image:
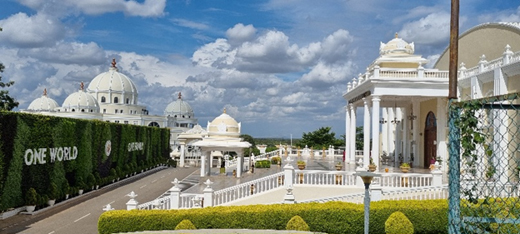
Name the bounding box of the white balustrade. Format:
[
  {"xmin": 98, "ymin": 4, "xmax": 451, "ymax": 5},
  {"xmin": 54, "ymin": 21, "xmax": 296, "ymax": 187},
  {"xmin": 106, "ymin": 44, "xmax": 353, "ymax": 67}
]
[
  {"xmin": 137, "ymin": 196, "xmax": 171, "ymax": 210},
  {"xmin": 213, "ymin": 172, "xmax": 285, "ymax": 206},
  {"xmin": 293, "ymin": 170, "xmax": 357, "ymax": 186},
  {"xmin": 376, "ymin": 173, "xmax": 433, "ymax": 188},
  {"xmin": 382, "ymin": 186, "xmax": 448, "ymax": 200}
]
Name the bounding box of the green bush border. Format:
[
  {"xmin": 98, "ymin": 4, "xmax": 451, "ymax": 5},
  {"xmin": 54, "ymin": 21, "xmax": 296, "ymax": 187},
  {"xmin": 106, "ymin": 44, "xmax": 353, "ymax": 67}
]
[{"xmin": 98, "ymin": 200, "xmax": 449, "ymax": 234}]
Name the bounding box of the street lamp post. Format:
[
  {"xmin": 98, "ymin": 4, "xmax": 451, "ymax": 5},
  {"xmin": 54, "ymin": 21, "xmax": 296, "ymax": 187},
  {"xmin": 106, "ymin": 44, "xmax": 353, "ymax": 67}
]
[{"xmin": 354, "ymin": 171, "xmax": 381, "ymax": 234}]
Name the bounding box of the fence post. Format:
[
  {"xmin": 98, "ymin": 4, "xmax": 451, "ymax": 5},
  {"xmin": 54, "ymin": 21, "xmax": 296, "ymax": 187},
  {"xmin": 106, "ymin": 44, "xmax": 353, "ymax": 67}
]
[
  {"xmin": 203, "ymin": 179, "xmax": 214, "ymax": 207},
  {"xmin": 432, "ymin": 169, "xmax": 443, "ymax": 186},
  {"xmin": 284, "ymin": 157, "xmax": 295, "ymax": 188},
  {"xmin": 370, "ymin": 185, "xmax": 382, "ymax": 201},
  {"xmin": 126, "ymin": 191, "xmax": 138, "ymax": 210},
  {"xmin": 169, "ymin": 178, "xmax": 181, "ymax": 209}
]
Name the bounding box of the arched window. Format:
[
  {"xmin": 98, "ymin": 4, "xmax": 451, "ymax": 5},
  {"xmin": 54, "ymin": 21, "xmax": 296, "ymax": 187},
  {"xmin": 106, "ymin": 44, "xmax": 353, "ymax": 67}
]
[
  {"xmin": 101, "ymin": 96, "xmax": 106, "ymax": 103},
  {"xmin": 114, "ymin": 97, "xmax": 119, "ymax": 103},
  {"xmin": 148, "ymin": 122, "xmax": 160, "ymax": 127}
]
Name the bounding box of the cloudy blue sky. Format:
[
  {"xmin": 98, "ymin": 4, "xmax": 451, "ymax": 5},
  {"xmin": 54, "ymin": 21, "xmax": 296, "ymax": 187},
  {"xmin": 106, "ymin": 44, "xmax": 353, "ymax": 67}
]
[{"xmin": 1, "ymin": 0, "xmax": 519, "ymax": 138}]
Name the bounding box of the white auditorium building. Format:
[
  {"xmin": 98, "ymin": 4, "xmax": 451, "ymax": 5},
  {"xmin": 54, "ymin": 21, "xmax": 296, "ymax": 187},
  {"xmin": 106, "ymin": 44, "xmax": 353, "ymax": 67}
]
[{"xmin": 23, "ymin": 59, "xmax": 198, "ymax": 148}]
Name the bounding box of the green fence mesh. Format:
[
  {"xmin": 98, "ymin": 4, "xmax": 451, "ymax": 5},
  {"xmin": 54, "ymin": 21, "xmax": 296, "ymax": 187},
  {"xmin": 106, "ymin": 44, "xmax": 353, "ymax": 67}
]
[{"xmin": 449, "ymin": 92, "xmax": 520, "ymax": 234}]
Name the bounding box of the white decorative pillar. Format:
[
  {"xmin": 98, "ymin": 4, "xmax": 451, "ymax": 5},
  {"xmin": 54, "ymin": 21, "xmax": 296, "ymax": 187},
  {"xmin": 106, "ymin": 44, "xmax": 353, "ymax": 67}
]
[
  {"xmin": 382, "ymin": 107, "xmax": 388, "ymax": 154},
  {"xmin": 210, "ymin": 151, "xmax": 214, "ymax": 169},
  {"xmin": 494, "ymin": 67, "xmax": 509, "ymax": 184},
  {"xmin": 363, "ymin": 98, "xmax": 371, "ymax": 168},
  {"xmin": 412, "ymin": 101, "xmax": 419, "ymax": 167},
  {"xmin": 345, "ymin": 105, "xmax": 350, "ymax": 163},
  {"xmin": 203, "ymin": 179, "xmax": 214, "ymax": 207},
  {"xmin": 388, "ymin": 106, "xmax": 395, "ymax": 161},
  {"xmin": 284, "ymin": 160, "xmax": 295, "ymax": 188},
  {"xmin": 169, "ymin": 178, "xmax": 181, "ymax": 209},
  {"xmin": 200, "ymin": 151, "xmax": 206, "ymax": 177},
  {"xmin": 436, "ymin": 98, "xmax": 448, "ymax": 172},
  {"xmin": 179, "ymin": 143, "xmax": 186, "ymax": 167},
  {"xmin": 237, "ymin": 150, "xmax": 243, "ymax": 178},
  {"xmin": 126, "ymin": 191, "xmax": 138, "ymax": 210},
  {"xmin": 402, "ymin": 107, "xmax": 409, "ymax": 162},
  {"xmin": 206, "ymin": 151, "xmax": 211, "ymax": 176},
  {"xmin": 371, "ymin": 96, "xmax": 381, "ymax": 167},
  {"xmin": 349, "ymin": 104, "xmax": 357, "ymax": 163}
]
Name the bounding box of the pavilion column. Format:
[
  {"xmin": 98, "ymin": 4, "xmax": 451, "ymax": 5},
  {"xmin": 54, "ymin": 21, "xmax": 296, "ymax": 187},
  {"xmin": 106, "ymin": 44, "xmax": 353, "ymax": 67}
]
[
  {"xmin": 237, "ymin": 150, "xmax": 244, "ymax": 178},
  {"xmin": 206, "ymin": 151, "xmax": 211, "ymax": 176},
  {"xmin": 363, "ymin": 98, "xmax": 371, "ymax": 168},
  {"xmin": 388, "ymin": 106, "xmax": 396, "ymax": 162},
  {"xmin": 382, "ymin": 107, "xmax": 388, "ymax": 154},
  {"xmin": 200, "ymin": 151, "xmax": 207, "ymax": 177},
  {"xmin": 345, "ymin": 105, "xmax": 351, "ymax": 163},
  {"xmin": 349, "ymin": 104, "xmax": 357, "ymax": 163},
  {"xmin": 436, "ymin": 98, "xmax": 448, "ymax": 173},
  {"xmin": 402, "ymin": 107, "xmax": 409, "ymax": 162},
  {"xmin": 210, "ymin": 151, "xmax": 214, "ymax": 168},
  {"xmin": 412, "ymin": 100, "xmax": 419, "ymax": 167},
  {"xmin": 180, "ymin": 143, "xmax": 186, "ymax": 167},
  {"xmin": 371, "ymin": 96, "xmax": 381, "ymax": 167}
]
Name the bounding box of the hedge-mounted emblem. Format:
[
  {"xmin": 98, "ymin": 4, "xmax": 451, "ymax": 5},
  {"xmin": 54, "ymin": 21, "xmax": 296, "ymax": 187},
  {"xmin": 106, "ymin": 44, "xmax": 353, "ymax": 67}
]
[{"xmin": 105, "ymin": 140, "xmax": 112, "ymax": 156}]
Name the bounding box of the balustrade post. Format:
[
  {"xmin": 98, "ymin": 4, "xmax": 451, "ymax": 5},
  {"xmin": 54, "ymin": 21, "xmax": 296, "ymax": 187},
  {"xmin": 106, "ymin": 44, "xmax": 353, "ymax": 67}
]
[
  {"xmin": 203, "ymin": 179, "xmax": 214, "ymax": 207},
  {"xmin": 431, "ymin": 169, "xmax": 443, "ymax": 186},
  {"xmin": 418, "ymin": 63, "xmax": 424, "ymax": 78},
  {"xmin": 503, "ymin": 44, "xmax": 513, "ymax": 64},
  {"xmin": 169, "ymin": 178, "xmax": 181, "ymax": 209},
  {"xmin": 284, "ymin": 157, "xmax": 295, "ymax": 188},
  {"xmin": 126, "ymin": 191, "xmax": 138, "ymax": 210},
  {"xmin": 370, "ymin": 185, "xmax": 382, "ymax": 201}
]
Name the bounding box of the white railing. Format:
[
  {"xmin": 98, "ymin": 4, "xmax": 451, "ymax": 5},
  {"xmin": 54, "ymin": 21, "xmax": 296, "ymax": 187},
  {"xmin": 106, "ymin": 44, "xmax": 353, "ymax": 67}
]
[
  {"xmin": 376, "ymin": 173, "xmax": 433, "ymax": 188},
  {"xmin": 138, "ymin": 196, "xmax": 171, "ymax": 210},
  {"xmin": 298, "ymin": 192, "xmax": 365, "ymax": 204},
  {"xmin": 424, "ymin": 71, "xmax": 449, "ymax": 78},
  {"xmin": 178, "ymin": 193, "xmax": 203, "ymax": 209},
  {"xmin": 461, "ymin": 181, "xmax": 520, "ymax": 199},
  {"xmin": 382, "ymin": 186, "xmax": 448, "ymax": 200},
  {"xmin": 379, "ymin": 70, "xmax": 418, "ymax": 78},
  {"xmin": 293, "ymin": 170, "xmax": 357, "ymax": 186},
  {"xmin": 214, "ymin": 172, "xmax": 285, "ymax": 206}
]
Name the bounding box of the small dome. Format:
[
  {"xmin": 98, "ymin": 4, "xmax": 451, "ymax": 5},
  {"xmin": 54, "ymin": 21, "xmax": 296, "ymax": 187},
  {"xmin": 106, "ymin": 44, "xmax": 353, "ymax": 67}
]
[
  {"xmin": 87, "ymin": 59, "xmax": 139, "ymax": 104},
  {"xmin": 165, "ymin": 92, "xmax": 194, "ymax": 117},
  {"xmin": 207, "ymin": 109, "xmax": 240, "ymax": 137},
  {"xmin": 380, "ymin": 33, "xmax": 415, "ymax": 55},
  {"xmin": 28, "ymin": 89, "xmax": 59, "ymax": 111},
  {"xmin": 61, "ymin": 83, "xmax": 100, "ymax": 113}
]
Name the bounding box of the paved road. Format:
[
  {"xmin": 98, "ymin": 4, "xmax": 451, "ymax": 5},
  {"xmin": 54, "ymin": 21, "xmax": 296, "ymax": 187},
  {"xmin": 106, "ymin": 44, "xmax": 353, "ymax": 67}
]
[{"xmin": 1, "ymin": 166, "xmax": 198, "ymax": 234}]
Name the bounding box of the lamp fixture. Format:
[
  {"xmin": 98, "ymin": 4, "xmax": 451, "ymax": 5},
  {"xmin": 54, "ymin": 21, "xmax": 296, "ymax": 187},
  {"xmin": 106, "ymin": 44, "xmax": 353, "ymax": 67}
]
[
  {"xmin": 391, "ymin": 98, "xmax": 401, "ymax": 125},
  {"xmin": 379, "ymin": 118, "xmax": 387, "ymax": 124},
  {"xmin": 407, "ymin": 106, "xmax": 417, "ymax": 121}
]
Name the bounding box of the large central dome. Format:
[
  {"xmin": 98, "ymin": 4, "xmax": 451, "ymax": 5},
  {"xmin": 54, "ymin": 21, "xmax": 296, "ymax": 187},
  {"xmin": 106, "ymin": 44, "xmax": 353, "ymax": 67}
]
[
  {"xmin": 87, "ymin": 59, "xmax": 139, "ymax": 105},
  {"xmin": 380, "ymin": 33, "xmax": 415, "ymax": 55},
  {"xmin": 164, "ymin": 92, "xmax": 194, "ymax": 118}
]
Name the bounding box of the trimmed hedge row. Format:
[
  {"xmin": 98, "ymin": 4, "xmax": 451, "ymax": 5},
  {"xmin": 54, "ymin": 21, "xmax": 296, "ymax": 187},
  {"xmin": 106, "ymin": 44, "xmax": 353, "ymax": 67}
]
[
  {"xmin": 0, "ymin": 112, "xmax": 170, "ymax": 211},
  {"xmin": 98, "ymin": 200, "xmax": 449, "ymax": 234}
]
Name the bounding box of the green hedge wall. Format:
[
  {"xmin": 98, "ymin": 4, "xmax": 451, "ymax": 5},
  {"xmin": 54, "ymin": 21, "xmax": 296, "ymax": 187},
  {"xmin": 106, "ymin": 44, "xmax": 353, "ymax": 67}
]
[
  {"xmin": 0, "ymin": 112, "xmax": 170, "ymax": 211},
  {"xmin": 98, "ymin": 200, "xmax": 449, "ymax": 234}
]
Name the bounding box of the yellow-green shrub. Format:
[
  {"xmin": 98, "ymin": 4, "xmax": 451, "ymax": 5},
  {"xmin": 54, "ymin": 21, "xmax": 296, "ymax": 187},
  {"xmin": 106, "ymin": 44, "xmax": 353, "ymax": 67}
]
[
  {"xmin": 175, "ymin": 219, "xmax": 196, "ymax": 230},
  {"xmin": 385, "ymin": 211, "xmax": 413, "ymax": 234},
  {"xmin": 286, "ymin": 215, "xmax": 310, "ymax": 231}
]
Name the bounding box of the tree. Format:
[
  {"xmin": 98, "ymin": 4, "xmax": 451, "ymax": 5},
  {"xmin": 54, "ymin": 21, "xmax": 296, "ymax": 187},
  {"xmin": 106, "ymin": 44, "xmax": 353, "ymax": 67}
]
[
  {"xmin": 298, "ymin": 127, "xmax": 341, "ymax": 149},
  {"xmin": 240, "ymin": 134, "xmax": 260, "ymax": 156},
  {"xmin": 0, "ymin": 27, "xmax": 19, "ymax": 111},
  {"xmin": 356, "ymin": 126, "xmax": 364, "ymax": 150}
]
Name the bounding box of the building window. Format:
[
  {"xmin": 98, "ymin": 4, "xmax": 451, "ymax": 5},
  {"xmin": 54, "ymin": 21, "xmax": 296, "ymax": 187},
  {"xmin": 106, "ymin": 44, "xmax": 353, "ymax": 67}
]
[
  {"xmin": 124, "ymin": 121, "xmax": 128, "ymax": 124},
  {"xmin": 101, "ymin": 96, "xmax": 106, "ymax": 103},
  {"xmin": 120, "ymin": 110, "xmax": 123, "ymax": 113},
  {"xmin": 103, "ymin": 109, "xmax": 106, "ymax": 113},
  {"xmin": 72, "ymin": 109, "xmax": 75, "ymax": 112},
  {"xmin": 115, "ymin": 120, "xmax": 119, "ymax": 123},
  {"xmin": 126, "ymin": 98, "xmax": 129, "ymax": 104},
  {"xmin": 115, "ymin": 109, "xmax": 118, "ymax": 114},
  {"xmin": 114, "ymin": 97, "xmax": 119, "ymax": 103},
  {"xmin": 81, "ymin": 109, "xmax": 85, "ymax": 112}
]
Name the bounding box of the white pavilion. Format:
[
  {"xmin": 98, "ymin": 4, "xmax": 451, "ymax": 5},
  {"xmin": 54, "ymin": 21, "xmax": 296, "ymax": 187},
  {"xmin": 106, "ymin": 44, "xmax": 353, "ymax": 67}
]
[{"xmin": 343, "ymin": 22, "xmax": 520, "ymax": 175}]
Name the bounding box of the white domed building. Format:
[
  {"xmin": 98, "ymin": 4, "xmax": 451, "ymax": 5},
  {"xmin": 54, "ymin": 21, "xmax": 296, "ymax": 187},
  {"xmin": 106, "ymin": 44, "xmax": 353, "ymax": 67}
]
[
  {"xmin": 23, "ymin": 58, "xmax": 198, "ymax": 149},
  {"xmin": 27, "ymin": 89, "xmax": 59, "ymax": 112}
]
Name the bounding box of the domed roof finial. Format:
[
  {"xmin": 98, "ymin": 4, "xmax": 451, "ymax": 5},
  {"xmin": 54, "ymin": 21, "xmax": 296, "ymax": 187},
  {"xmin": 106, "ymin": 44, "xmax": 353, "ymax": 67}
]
[
  {"xmin": 223, "ymin": 108, "xmax": 226, "ymax": 114},
  {"xmin": 43, "ymin": 88, "xmax": 47, "ymax": 96},
  {"xmin": 111, "ymin": 58, "xmax": 117, "ymax": 68},
  {"xmin": 178, "ymin": 92, "xmax": 182, "ymax": 99},
  {"xmin": 80, "ymin": 82, "xmax": 84, "ymax": 91},
  {"xmin": 395, "ymin": 32, "xmax": 398, "ymax": 38}
]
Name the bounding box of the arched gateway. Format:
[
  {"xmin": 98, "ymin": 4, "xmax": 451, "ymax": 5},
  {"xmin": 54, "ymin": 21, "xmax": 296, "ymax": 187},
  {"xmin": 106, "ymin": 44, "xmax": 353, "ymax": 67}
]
[{"xmin": 423, "ymin": 111, "xmax": 437, "ymax": 168}]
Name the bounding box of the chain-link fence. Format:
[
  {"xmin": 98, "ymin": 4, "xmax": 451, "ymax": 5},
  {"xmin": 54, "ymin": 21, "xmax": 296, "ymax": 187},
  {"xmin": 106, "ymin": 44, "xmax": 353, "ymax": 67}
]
[{"xmin": 449, "ymin": 92, "xmax": 520, "ymax": 233}]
